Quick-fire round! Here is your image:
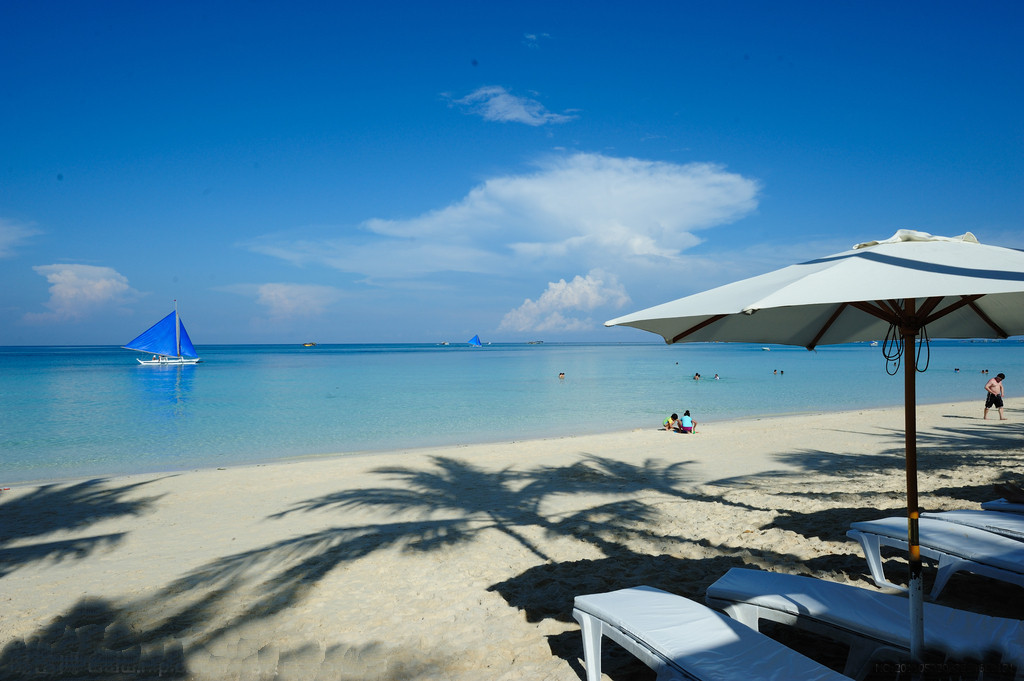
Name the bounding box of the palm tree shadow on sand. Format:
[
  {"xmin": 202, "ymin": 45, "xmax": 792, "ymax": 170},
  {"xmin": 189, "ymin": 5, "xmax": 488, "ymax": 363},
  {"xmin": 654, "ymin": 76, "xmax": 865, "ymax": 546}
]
[
  {"xmin": 0, "ymin": 477, "xmax": 168, "ymax": 578},
  {"xmin": 3, "ymin": 430, "xmax": 1021, "ymax": 680},
  {"xmin": 486, "ymin": 427, "xmax": 1024, "ymax": 680},
  {"xmin": 0, "ymin": 477, "xmax": 174, "ymax": 677},
  {"xmin": 0, "ymin": 454, "xmax": 760, "ymax": 678}
]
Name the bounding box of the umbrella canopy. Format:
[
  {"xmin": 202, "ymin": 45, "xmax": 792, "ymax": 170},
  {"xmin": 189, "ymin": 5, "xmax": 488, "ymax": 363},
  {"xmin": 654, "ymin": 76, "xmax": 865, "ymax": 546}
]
[
  {"xmin": 606, "ymin": 230, "xmax": 1024, "ymax": 661},
  {"xmin": 607, "ymin": 231, "xmax": 1024, "ymax": 348}
]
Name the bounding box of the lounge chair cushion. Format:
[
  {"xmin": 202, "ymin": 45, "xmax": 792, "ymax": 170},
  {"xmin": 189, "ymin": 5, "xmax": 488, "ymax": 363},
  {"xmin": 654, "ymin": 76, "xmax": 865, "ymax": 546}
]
[
  {"xmin": 923, "ymin": 509, "xmax": 1024, "ymax": 540},
  {"xmin": 847, "ymin": 516, "xmax": 1024, "ymax": 599},
  {"xmin": 850, "ymin": 517, "xmax": 1024, "ymax": 573},
  {"xmin": 982, "ymin": 499, "xmax": 1024, "ymax": 514},
  {"xmin": 573, "ymin": 585, "xmax": 850, "ymax": 681},
  {"xmin": 705, "ymin": 568, "xmax": 1024, "ymax": 676}
]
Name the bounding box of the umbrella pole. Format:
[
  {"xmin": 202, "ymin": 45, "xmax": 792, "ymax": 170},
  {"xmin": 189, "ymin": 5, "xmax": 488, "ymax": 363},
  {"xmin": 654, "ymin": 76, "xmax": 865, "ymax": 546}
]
[{"xmin": 904, "ymin": 324, "xmax": 924, "ymax": 663}]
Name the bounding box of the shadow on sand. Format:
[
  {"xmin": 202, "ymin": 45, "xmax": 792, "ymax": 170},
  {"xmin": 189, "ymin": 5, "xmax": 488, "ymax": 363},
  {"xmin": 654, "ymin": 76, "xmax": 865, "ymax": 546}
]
[
  {"xmin": 2, "ymin": 417, "xmax": 1022, "ymax": 679},
  {"xmin": 0, "ymin": 477, "xmax": 167, "ymax": 579}
]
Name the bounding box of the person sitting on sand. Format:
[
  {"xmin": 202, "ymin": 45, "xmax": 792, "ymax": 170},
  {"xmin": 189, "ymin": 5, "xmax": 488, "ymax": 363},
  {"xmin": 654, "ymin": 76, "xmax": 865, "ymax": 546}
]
[
  {"xmin": 664, "ymin": 413, "xmax": 682, "ymax": 432},
  {"xmin": 680, "ymin": 410, "xmax": 697, "ymax": 434}
]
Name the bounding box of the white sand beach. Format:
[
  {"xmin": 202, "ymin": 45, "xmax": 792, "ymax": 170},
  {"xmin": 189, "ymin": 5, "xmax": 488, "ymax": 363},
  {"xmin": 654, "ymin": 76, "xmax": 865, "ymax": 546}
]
[{"xmin": 1, "ymin": 400, "xmax": 1022, "ymax": 680}]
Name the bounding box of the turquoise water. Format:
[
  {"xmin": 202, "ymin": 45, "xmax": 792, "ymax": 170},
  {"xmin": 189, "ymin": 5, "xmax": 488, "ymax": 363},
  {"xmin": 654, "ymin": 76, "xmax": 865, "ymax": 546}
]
[{"xmin": 1, "ymin": 341, "xmax": 1021, "ymax": 483}]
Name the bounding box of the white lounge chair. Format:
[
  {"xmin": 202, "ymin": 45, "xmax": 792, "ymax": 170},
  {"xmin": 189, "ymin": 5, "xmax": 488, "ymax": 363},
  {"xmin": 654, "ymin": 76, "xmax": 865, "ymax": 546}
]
[
  {"xmin": 982, "ymin": 498, "xmax": 1024, "ymax": 514},
  {"xmin": 923, "ymin": 509, "xmax": 1024, "ymax": 541},
  {"xmin": 847, "ymin": 516, "xmax": 1024, "ymax": 598},
  {"xmin": 705, "ymin": 567, "xmax": 1024, "ymax": 679},
  {"xmin": 572, "ymin": 585, "xmax": 851, "ymax": 681}
]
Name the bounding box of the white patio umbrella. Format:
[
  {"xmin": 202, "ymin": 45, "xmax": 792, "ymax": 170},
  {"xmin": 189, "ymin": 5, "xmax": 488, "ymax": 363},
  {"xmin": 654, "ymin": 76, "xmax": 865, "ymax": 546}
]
[{"xmin": 606, "ymin": 230, "xmax": 1024, "ymax": 661}]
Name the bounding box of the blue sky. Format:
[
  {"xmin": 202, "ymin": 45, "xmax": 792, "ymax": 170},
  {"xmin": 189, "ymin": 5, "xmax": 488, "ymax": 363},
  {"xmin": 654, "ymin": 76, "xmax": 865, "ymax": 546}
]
[{"xmin": 2, "ymin": 1, "xmax": 1021, "ymax": 346}]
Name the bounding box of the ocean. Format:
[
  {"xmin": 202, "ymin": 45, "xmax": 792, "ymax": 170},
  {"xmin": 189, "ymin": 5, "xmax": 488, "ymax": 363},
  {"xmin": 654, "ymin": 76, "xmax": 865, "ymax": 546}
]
[{"xmin": 1, "ymin": 340, "xmax": 1021, "ymax": 484}]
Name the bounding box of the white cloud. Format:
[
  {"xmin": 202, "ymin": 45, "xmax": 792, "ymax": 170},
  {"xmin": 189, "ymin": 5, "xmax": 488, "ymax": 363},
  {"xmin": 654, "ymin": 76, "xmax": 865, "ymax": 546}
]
[
  {"xmin": 25, "ymin": 264, "xmax": 142, "ymax": 322},
  {"xmin": 368, "ymin": 153, "xmax": 758, "ymax": 253},
  {"xmin": 0, "ymin": 219, "xmax": 40, "ymax": 258},
  {"xmin": 523, "ymin": 33, "xmax": 551, "ymax": 49},
  {"xmin": 452, "ymin": 86, "xmax": 575, "ymax": 126},
  {"xmin": 253, "ymin": 283, "xmax": 344, "ymax": 318},
  {"xmin": 499, "ymin": 269, "xmax": 630, "ymax": 333},
  {"xmin": 247, "ymin": 153, "xmax": 761, "ymax": 291}
]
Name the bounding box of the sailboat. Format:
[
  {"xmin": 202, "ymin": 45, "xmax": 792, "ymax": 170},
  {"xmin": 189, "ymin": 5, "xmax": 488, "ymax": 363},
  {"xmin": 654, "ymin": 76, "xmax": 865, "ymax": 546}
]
[
  {"xmin": 468, "ymin": 335, "xmax": 482, "ymax": 347},
  {"xmin": 123, "ymin": 302, "xmax": 201, "ymax": 365}
]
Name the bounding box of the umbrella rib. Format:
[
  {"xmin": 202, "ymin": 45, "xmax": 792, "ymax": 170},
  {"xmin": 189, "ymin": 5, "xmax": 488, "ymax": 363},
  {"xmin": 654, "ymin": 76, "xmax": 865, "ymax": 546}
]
[
  {"xmin": 855, "ymin": 295, "xmax": 1007, "ymax": 338},
  {"xmin": 918, "ymin": 294, "xmax": 978, "ymax": 325},
  {"xmin": 964, "ymin": 299, "xmax": 1008, "ymax": 337},
  {"xmin": 806, "ymin": 303, "xmax": 849, "ymax": 350},
  {"xmin": 919, "ymin": 295, "xmax": 1007, "ymax": 338},
  {"xmin": 915, "ymin": 296, "xmax": 946, "ymax": 320},
  {"xmin": 670, "ymin": 314, "xmax": 728, "ymax": 344},
  {"xmin": 849, "ymin": 301, "xmax": 897, "ymax": 324},
  {"xmin": 882, "ymin": 299, "xmax": 906, "ymax": 318}
]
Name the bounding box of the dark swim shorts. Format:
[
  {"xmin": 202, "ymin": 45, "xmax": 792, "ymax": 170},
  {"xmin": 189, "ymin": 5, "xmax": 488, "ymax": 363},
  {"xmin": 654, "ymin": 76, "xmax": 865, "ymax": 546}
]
[{"xmin": 986, "ymin": 393, "xmax": 1004, "ymax": 409}]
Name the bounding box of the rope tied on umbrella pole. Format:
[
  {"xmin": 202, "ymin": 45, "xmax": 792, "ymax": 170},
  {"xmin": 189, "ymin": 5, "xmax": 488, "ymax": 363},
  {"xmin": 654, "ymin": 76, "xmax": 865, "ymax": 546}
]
[{"xmin": 881, "ymin": 303, "xmax": 931, "ymax": 376}]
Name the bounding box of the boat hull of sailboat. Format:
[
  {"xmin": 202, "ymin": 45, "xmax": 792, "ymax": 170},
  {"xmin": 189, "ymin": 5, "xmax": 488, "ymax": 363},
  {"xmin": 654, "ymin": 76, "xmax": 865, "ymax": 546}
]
[{"xmin": 137, "ymin": 357, "xmax": 201, "ymax": 365}]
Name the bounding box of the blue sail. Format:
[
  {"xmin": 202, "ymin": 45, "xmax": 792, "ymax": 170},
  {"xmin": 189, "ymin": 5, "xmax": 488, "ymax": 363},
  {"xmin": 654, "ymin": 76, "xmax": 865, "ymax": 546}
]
[
  {"xmin": 468, "ymin": 335, "xmax": 482, "ymax": 347},
  {"xmin": 178, "ymin": 320, "xmax": 198, "ymax": 358},
  {"xmin": 123, "ymin": 311, "xmax": 199, "ymax": 359}
]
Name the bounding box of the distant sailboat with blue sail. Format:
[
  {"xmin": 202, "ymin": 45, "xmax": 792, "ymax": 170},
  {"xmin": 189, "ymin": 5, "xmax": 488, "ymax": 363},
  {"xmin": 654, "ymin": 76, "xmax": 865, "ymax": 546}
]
[
  {"xmin": 468, "ymin": 335, "xmax": 482, "ymax": 347},
  {"xmin": 123, "ymin": 302, "xmax": 201, "ymax": 365}
]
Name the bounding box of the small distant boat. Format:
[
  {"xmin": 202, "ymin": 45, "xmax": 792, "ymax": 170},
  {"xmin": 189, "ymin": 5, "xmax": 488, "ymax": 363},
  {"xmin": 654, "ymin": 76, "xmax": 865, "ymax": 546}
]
[
  {"xmin": 302, "ymin": 342, "xmax": 317, "ymax": 347},
  {"xmin": 468, "ymin": 335, "xmax": 483, "ymax": 347},
  {"xmin": 124, "ymin": 302, "xmax": 200, "ymax": 365},
  {"xmin": 761, "ymin": 346, "xmax": 771, "ymax": 351},
  {"xmin": 870, "ymin": 341, "xmax": 879, "ymax": 347},
  {"xmin": 527, "ymin": 340, "xmax": 544, "ymax": 345}
]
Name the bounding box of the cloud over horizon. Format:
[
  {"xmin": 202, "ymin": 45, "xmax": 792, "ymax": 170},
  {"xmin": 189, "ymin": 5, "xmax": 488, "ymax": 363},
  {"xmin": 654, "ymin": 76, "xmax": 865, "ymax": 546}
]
[
  {"xmin": 244, "ymin": 152, "xmax": 760, "ymax": 335},
  {"xmin": 255, "ymin": 283, "xmax": 344, "ymax": 318},
  {"xmin": 248, "ymin": 153, "xmax": 760, "ymax": 285},
  {"xmin": 220, "ymin": 282, "xmax": 346, "ymax": 319},
  {"xmin": 499, "ymin": 269, "xmax": 630, "ymax": 333},
  {"xmin": 25, "ymin": 264, "xmax": 142, "ymax": 322}
]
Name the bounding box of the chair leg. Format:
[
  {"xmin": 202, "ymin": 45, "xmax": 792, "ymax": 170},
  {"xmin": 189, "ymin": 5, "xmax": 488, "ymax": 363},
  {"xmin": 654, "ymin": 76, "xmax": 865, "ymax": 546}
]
[
  {"xmin": 852, "ymin": 532, "xmax": 908, "ymax": 592},
  {"xmin": 929, "ymin": 556, "xmax": 957, "ymax": 599},
  {"xmin": 720, "ymin": 603, "xmax": 761, "ymax": 630},
  {"xmin": 573, "ymin": 610, "xmax": 604, "ymax": 681}
]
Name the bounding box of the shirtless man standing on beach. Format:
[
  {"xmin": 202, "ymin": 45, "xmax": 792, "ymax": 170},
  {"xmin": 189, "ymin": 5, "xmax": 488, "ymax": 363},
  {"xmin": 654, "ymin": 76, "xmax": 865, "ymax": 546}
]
[{"xmin": 984, "ymin": 372, "xmax": 1006, "ymax": 420}]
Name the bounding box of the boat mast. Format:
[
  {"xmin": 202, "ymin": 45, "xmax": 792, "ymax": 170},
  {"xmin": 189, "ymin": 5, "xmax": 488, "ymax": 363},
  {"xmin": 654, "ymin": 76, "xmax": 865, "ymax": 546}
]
[{"xmin": 174, "ymin": 300, "xmax": 181, "ymax": 358}]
